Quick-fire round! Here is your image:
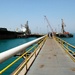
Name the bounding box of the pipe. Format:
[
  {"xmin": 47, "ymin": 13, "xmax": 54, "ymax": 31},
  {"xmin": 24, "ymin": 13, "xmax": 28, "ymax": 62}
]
[{"xmin": 0, "ymin": 35, "xmax": 46, "ymax": 63}]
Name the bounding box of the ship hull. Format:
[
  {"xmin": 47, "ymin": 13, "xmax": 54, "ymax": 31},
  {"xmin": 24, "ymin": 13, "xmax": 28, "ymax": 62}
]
[
  {"xmin": 0, "ymin": 30, "xmax": 25, "ymax": 39},
  {"xmin": 56, "ymin": 33, "xmax": 73, "ymax": 38}
]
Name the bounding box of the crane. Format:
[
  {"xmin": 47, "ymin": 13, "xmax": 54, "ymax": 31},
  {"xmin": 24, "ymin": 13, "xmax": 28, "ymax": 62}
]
[
  {"xmin": 61, "ymin": 19, "xmax": 66, "ymax": 34},
  {"xmin": 44, "ymin": 16, "xmax": 54, "ymax": 36}
]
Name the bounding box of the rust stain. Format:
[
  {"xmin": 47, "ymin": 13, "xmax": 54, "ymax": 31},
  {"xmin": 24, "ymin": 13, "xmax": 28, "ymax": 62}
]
[
  {"xmin": 50, "ymin": 49, "xmax": 52, "ymax": 51},
  {"xmin": 41, "ymin": 55, "xmax": 44, "ymax": 57},
  {"xmin": 39, "ymin": 64, "xmax": 44, "ymax": 68},
  {"xmin": 71, "ymin": 68, "xmax": 75, "ymax": 71},
  {"xmin": 48, "ymin": 57, "xmax": 51, "ymax": 59},
  {"xmin": 54, "ymin": 54, "xmax": 57, "ymax": 56}
]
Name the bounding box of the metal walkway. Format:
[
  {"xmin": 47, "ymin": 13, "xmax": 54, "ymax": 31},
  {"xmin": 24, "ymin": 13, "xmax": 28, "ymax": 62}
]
[{"xmin": 26, "ymin": 38, "xmax": 75, "ymax": 75}]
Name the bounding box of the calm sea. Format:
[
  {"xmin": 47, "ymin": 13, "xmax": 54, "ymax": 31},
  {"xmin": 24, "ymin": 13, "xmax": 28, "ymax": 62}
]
[
  {"xmin": 61, "ymin": 33, "xmax": 75, "ymax": 52},
  {"xmin": 0, "ymin": 37, "xmax": 37, "ymax": 75}
]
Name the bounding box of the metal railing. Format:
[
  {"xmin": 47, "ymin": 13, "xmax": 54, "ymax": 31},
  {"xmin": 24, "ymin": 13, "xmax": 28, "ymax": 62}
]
[
  {"xmin": 55, "ymin": 37, "xmax": 75, "ymax": 62},
  {"xmin": 0, "ymin": 35, "xmax": 47, "ymax": 75}
]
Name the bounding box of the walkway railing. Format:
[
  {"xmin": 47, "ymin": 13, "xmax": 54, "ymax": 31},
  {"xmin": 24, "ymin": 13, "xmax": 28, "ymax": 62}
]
[
  {"xmin": 0, "ymin": 35, "xmax": 47, "ymax": 75},
  {"xmin": 55, "ymin": 37, "xmax": 75, "ymax": 62}
]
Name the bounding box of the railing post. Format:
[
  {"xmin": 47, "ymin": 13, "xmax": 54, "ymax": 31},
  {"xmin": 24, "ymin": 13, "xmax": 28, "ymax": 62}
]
[
  {"xmin": 66, "ymin": 44, "xmax": 68, "ymax": 49},
  {"xmin": 61, "ymin": 41, "xmax": 64, "ymax": 47},
  {"xmin": 73, "ymin": 53, "xmax": 75, "ymax": 57},
  {"xmin": 26, "ymin": 53, "xmax": 28, "ymax": 71}
]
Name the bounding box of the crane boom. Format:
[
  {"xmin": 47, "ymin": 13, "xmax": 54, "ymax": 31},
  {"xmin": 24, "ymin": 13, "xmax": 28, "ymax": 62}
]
[{"xmin": 44, "ymin": 16, "xmax": 54, "ymax": 36}]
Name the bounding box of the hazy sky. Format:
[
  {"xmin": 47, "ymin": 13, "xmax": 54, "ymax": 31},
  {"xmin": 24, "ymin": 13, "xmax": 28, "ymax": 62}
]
[{"xmin": 0, "ymin": 0, "xmax": 75, "ymax": 34}]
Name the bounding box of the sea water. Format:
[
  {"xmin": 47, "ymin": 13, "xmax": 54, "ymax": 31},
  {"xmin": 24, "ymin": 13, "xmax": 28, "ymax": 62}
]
[
  {"xmin": 0, "ymin": 37, "xmax": 37, "ymax": 75},
  {"xmin": 61, "ymin": 33, "xmax": 75, "ymax": 52}
]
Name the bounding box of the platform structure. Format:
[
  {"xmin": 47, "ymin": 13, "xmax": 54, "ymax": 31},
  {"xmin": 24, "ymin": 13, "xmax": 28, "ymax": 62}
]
[{"xmin": 25, "ymin": 38, "xmax": 75, "ymax": 75}]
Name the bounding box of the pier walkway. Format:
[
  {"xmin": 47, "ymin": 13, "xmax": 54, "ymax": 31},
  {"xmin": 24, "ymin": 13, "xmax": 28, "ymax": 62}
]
[{"xmin": 26, "ymin": 38, "xmax": 75, "ymax": 75}]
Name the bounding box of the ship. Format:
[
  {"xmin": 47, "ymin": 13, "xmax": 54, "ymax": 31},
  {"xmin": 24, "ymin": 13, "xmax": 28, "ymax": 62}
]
[
  {"xmin": 0, "ymin": 21, "xmax": 31, "ymax": 39},
  {"xmin": 56, "ymin": 19, "xmax": 73, "ymax": 38},
  {"xmin": 44, "ymin": 16, "xmax": 73, "ymax": 38}
]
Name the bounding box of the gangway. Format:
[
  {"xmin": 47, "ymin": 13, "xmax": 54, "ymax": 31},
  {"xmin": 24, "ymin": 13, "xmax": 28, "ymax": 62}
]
[{"xmin": 26, "ymin": 38, "xmax": 75, "ymax": 75}]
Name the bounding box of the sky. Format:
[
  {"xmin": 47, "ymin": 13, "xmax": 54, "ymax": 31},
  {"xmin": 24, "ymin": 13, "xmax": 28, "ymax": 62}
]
[{"xmin": 0, "ymin": 0, "xmax": 75, "ymax": 34}]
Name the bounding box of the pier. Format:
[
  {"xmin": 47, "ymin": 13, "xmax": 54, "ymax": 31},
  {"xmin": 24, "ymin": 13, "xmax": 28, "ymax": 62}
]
[
  {"xmin": 0, "ymin": 36, "xmax": 75, "ymax": 75},
  {"xmin": 26, "ymin": 38, "xmax": 75, "ymax": 75}
]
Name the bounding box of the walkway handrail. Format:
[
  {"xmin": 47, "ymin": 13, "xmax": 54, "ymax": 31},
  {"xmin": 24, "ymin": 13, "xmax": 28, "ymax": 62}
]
[
  {"xmin": 0, "ymin": 35, "xmax": 46, "ymax": 63},
  {"xmin": 56, "ymin": 37, "xmax": 75, "ymax": 48},
  {"xmin": 55, "ymin": 37, "xmax": 75, "ymax": 62}
]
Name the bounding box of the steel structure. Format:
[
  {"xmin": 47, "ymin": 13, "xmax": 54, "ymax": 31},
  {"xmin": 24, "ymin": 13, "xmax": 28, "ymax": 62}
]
[{"xmin": 44, "ymin": 16, "xmax": 54, "ymax": 36}]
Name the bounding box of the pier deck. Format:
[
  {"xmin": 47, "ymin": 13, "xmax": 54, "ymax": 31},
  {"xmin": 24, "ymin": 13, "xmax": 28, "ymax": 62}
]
[{"xmin": 24, "ymin": 38, "xmax": 75, "ymax": 75}]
